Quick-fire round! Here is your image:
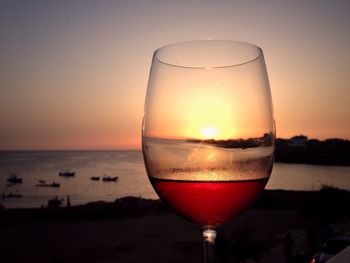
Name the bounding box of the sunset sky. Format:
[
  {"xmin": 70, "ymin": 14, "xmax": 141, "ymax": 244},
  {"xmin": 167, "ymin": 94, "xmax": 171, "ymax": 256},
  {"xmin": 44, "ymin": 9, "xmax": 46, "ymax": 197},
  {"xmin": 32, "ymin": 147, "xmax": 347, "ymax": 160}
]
[{"xmin": 1, "ymin": 0, "xmax": 349, "ymax": 150}]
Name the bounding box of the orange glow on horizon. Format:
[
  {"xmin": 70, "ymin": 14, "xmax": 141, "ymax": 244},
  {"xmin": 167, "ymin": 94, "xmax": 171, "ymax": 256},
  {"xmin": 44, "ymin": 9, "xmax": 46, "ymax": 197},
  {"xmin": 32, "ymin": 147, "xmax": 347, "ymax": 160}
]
[
  {"xmin": 1, "ymin": 1, "xmax": 349, "ymax": 150},
  {"xmin": 200, "ymin": 127, "xmax": 218, "ymax": 139}
]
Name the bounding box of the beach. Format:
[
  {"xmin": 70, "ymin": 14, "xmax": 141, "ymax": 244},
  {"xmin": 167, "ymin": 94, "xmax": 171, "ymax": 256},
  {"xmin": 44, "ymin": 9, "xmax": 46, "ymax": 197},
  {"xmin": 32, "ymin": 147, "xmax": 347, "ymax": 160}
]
[{"xmin": 1, "ymin": 188, "xmax": 350, "ymax": 263}]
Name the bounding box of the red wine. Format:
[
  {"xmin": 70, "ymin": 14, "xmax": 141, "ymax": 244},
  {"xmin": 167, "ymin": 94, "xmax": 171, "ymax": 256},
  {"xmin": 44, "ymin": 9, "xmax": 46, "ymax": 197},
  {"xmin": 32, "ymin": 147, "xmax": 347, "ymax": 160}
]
[
  {"xmin": 151, "ymin": 178, "xmax": 268, "ymax": 226},
  {"xmin": 143, "ymin": 137, "xmax": 273, "ymax": 226}
]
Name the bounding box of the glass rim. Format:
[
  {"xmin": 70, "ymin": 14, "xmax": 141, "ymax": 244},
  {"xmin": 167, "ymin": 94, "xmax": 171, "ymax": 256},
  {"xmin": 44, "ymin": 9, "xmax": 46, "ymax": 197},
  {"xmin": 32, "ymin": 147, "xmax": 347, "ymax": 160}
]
[{"xmin": 153, "ymin": 39, "xmax": 263, "ymax": 69}]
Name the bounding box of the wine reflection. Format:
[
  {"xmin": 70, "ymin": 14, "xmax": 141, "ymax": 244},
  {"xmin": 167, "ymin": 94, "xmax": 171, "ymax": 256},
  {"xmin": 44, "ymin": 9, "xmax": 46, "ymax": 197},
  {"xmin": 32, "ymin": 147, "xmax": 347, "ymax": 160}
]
[{"xmin": 143, "ymin": 133, "xmax": 274, "ymax": 182}]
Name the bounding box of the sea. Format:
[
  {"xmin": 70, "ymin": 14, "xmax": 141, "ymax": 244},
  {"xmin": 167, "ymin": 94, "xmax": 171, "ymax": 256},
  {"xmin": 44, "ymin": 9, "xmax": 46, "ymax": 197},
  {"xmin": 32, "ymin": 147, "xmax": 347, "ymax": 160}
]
[{"xmin": 0, "ymin": 150, "xmax": 350, "ymax": 209}]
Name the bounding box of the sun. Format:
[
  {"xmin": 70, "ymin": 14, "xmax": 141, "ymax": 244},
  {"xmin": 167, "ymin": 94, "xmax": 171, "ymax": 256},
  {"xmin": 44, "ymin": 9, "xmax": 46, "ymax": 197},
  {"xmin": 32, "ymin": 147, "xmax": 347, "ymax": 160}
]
[{"xmin": 200, "ymin": 127, "xmax": 218, "ymax": 139}]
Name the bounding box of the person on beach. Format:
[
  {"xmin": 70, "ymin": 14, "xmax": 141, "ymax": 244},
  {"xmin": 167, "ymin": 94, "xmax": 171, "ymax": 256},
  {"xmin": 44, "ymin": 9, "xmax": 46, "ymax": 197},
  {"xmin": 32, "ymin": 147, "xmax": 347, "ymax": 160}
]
[{"xmin": 66, "ymin": 196, "xmax": 71, "ymax": 208}]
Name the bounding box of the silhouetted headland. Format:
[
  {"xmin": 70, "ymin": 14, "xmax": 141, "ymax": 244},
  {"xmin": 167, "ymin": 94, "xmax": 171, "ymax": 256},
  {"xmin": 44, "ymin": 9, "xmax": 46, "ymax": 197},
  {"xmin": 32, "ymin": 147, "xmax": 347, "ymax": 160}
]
[
  {"xmin": 187, "ymin": 134, "xmax": 350, "ymax": 166},
  {"xmin": 275, "ymin": 135, "xmax": 350, "ymax": 166},
  {"xmin": 187, "ymin": 132, "xmax": 273, "ymax": 148}
]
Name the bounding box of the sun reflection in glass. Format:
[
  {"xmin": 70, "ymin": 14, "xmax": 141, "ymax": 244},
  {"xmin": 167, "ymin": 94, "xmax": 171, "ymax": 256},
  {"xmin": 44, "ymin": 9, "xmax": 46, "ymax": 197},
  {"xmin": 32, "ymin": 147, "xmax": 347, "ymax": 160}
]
[{"xmin": 200, "ymin": 127, "xmax": 218, "ymax": 139}]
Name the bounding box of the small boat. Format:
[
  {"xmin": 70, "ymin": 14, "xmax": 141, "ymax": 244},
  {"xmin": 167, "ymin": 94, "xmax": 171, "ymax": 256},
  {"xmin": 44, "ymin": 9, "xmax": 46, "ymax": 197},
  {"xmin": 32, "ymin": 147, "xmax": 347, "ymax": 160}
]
[
  {"xmin": 6, "ymin": 173, "xmax": 23, "ymax": 184},
  {"xmin": 102, "ymin": 176, "xmax": 118, "ymax": 182},
  {"xmin": 36, "ymin": 182, "xmax": 60, "ymax": 188},
  {"xmin": 38, "ymin": 180, "xmax": 46, "ymax": 184},
  {"xmin": 59, "ymin": 171, "xmax": 75, "ymax": 177},
  {"xmin": 90, "ymin": 176, "xmax": 100, "ymax": 181},
  {"xmin": 2, "ymin": 192, "xmax": 23, "ymax": 199}
]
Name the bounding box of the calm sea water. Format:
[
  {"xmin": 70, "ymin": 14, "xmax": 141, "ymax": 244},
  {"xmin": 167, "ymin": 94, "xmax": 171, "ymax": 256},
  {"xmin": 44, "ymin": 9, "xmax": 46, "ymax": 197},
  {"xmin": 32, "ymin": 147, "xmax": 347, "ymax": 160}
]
[{"xmin": 0, "ymin": 151, "xmax": 349, "ymax": 208}]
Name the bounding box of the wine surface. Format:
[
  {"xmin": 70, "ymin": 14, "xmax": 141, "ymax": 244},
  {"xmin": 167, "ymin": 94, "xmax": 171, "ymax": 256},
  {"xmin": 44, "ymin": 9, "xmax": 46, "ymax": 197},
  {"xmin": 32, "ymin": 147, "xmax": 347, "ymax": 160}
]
[{"xmin": 151, "ymin": 178, "xmax": 267, "ymax": 226}]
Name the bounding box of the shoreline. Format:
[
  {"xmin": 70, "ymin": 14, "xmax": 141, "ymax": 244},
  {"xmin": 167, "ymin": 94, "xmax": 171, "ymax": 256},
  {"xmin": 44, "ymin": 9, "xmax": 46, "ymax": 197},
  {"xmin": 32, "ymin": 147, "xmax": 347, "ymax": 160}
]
[
  {"xmin": 0, "ymin": 188, "xmax": 349, "ymax": 263},
  {"xmin": 1, "ymin": 178, "xmax": 350, "ymax": 210},
  {"xmin": 1, "ymin": 187, "xmax": 350, "ymax": 214}
]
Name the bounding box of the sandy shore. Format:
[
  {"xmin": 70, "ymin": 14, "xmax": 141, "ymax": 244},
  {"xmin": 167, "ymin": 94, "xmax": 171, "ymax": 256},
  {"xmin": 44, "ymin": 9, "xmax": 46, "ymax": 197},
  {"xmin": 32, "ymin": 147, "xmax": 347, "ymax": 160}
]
[{"xmin": 0, "ymin": 189, "xmax": 349, "ymax": 263}]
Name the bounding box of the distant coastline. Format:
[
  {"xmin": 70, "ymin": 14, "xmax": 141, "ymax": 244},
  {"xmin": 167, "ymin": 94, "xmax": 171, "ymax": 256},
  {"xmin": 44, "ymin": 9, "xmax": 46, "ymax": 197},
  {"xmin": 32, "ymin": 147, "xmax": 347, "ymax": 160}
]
[
  {"xmin": 275, "ymin": 135, "xmax": 350, "ymax": 166},
  {"xmin": 1, "ymin": 135, "xmax": 349, "ymax": 166},
  {"xmin": 188, "ymin": 134, "xmax": 350, "ymax": 167}
]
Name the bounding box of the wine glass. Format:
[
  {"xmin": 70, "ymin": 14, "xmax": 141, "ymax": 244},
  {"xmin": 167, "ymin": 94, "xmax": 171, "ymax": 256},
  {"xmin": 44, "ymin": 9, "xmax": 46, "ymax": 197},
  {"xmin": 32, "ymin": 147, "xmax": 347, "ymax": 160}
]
[{"xmin": 142, "ymin": 40, "xmax": 275, "ymax": 262}]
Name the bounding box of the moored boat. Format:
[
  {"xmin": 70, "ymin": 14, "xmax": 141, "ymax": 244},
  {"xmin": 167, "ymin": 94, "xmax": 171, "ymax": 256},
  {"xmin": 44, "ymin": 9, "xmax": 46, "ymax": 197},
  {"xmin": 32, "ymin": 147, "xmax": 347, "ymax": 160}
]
[
  {"xmin": 2, "ymin": 192, "xmax": 23, "ymax": 198},
  {"xmin": 36, "ymin": 182, "xmax": 60, "ymax": 188},
  {"xmin": 102, "ymin": 176, "xmax": 118, "ymax": 182},
  {"xmin": 59, "ymin": 171, "xmax": 75, "ymax": 177},
  {"xmin": 90, "ymin": 176, "xmax": 100, "ymax": 181},
  {"xmin": 6, "ymin": 173, "xmax": 23, "ymax": 184}
]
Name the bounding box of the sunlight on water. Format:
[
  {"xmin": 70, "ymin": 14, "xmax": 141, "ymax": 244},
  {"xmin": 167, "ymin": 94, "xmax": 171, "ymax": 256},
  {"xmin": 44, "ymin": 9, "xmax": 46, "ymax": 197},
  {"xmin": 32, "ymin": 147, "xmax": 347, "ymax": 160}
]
[{"xmin": 0, "ymin": 151, "xmax": 155, "ymax": 208}]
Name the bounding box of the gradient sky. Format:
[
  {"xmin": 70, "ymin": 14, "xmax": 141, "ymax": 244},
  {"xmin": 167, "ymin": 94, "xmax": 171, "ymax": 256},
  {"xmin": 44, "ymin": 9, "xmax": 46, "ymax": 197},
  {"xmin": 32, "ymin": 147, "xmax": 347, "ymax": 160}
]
[{"xmin": 1, "ymin": 0, "xmax": 349, "ymax": 150}]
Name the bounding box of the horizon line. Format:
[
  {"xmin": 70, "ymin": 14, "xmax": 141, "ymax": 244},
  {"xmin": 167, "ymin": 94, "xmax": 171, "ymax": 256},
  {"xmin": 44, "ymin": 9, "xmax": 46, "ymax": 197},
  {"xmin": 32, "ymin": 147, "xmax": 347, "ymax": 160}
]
[
  {"xmin": 0, "ymin": 148, "xmax": 140, "ymax": 152},
  {"xmin": 1, "ymin": 135, "xmax": 349, "ymax": 151}
]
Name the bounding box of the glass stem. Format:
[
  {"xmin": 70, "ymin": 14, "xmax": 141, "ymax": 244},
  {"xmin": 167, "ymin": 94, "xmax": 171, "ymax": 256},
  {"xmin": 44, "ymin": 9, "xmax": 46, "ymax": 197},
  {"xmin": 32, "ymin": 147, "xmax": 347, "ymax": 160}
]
[{"xmin": 202, "ymin": 228, "xmax": 217, "ymax": 263}]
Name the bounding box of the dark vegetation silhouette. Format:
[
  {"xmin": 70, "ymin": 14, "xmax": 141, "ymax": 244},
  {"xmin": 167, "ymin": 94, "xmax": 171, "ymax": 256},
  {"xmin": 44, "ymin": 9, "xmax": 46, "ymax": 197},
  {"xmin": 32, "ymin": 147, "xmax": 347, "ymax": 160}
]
[
  {"xmin": 275, "ymin": 135, "xmax": 350, "ymax": 166},
  {"xmin": 189, "ymin": 134, "xmax": 350, "ymax": 166}
]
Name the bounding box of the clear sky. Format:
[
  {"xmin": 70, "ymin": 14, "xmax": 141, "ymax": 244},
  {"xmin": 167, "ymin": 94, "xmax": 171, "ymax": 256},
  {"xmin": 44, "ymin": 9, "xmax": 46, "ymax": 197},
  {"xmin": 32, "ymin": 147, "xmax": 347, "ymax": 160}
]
[{"xmin": 1, "ymin": 0, "xmax": 349, "ymax": 150}]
